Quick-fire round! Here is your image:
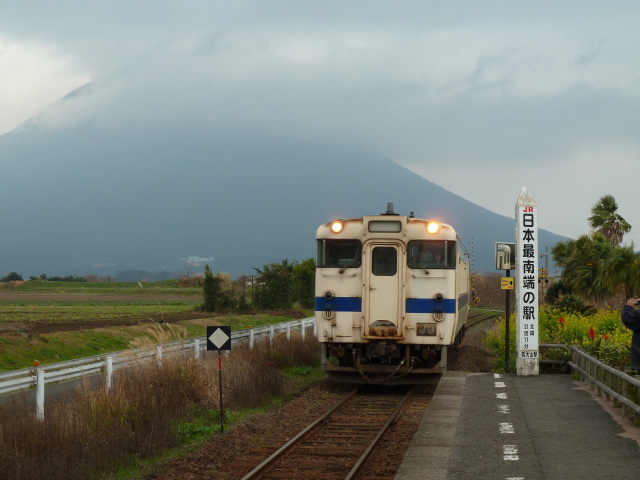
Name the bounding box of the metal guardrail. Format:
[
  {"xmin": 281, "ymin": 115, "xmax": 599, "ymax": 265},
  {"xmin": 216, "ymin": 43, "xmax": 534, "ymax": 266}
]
[
  {"xmin": 0, "ymin": 317, "xmax": 316, "ymax": 397},
  {"xmin": 540, "ymin": 343, "xmax": 640, "ymax": 425},
  {"xmin": 5, "ymin": 324, "xmax": 637, "ymax": 426}
]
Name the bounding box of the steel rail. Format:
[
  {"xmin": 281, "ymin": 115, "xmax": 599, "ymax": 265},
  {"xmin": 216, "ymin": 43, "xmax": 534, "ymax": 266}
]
[
  {"xmin": 465, "ymin": 312, "xmax": 500, "ymax": 329},
  {"xmin": 241, "ymin": 387, "xmax": 415, "ymax": 480},
  {"xmin": 344, "ymin": 387, "xmax": 415, "ymax": 480},
  {"xmin": 240, "ymin": 389, "xmax": 360, "ymax": 480}
]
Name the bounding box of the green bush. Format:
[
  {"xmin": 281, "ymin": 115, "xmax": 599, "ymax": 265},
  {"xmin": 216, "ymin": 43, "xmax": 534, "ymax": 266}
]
[
  {"xmin": 1, "ymin": 271, "xmax": 23, "ymax": 282},
  {"xmin": 201, "ymin": 265, "xmax": 234, "ymax": 312},
  {"xmin": 486, "ymin": 307, "xmax": 633, "ymax": 372},
  {"xmin": 253, "ymin": 259, "xmax": 315, "ymax": 311}
]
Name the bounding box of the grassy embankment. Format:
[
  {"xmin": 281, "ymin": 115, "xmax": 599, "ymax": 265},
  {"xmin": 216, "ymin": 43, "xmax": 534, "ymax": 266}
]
[{"xmin": 0, "ymin": 280, "xmax": 312, "ymax": 372}]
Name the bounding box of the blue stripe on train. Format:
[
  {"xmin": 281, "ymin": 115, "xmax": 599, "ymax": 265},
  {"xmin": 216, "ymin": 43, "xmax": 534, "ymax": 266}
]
[
  {"xmin": 405, "ymin": 298, "xmax": 456, "ymax": 314},
  {"xmin": 407, "ymin": 294, "xmax": 469, "ymax": 313},
  {"xmin": 315, "ymin": 296, "xmax": 362, "ymax": 312},
  {"xmin": 316, "ymin": 294, "xmax": 469, "ymax": 313}
]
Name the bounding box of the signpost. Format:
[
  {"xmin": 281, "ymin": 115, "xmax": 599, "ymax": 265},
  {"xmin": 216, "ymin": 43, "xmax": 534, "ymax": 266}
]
[
  {"xmin": 207, "ymin": 326, "xmax": 232, "ymax": 432},
  {"xmin": 515, "ymin": 188, "xmax": 539, "ymax": 375},
  {"xmin": 495, "ymin": 242, "xmax": 515, "ymax": 371}
]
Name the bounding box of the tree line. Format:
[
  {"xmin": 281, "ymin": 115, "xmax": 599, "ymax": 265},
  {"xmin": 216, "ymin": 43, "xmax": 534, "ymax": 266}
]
[
  {"xmin": 0, "ymin": 272, "xmax": 88, "ymax": 283},
  {"xmin": 201, "ymin": 258, "xmax": 315, "ymax": 313}
]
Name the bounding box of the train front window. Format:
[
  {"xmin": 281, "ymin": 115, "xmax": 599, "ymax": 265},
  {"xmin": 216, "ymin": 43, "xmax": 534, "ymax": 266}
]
[
  {"xmin": 372, "ymin": 247, "xmax": 397, "ymax": 276},
  {"xmin": 407, "ymin": 240, "xmax": 456, "ymax": 269},
  {"xmin": 317, "ymin": 239, "xmax": 362, "ymax": 268}
]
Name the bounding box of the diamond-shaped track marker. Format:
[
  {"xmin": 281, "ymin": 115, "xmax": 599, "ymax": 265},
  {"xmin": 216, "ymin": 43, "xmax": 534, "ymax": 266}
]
[
  {"xmin": 206, "ymin": 326, "xmax": 231, "ymax": 351},
  {"xmin": 209, "ymin": 329, "xmax": 229, "ymax": 348}
]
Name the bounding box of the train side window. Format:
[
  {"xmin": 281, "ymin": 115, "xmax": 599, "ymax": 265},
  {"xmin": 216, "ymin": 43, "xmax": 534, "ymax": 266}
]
[
  {"xmin": 372, "ymin": 247, "xmax": 397, "ymax": 276},
  {"xmin": 317, "ymin": 239, "xmax": 362, "ymax": 268},
  {"xmin": 445, "ymin": 242, "xmax": 457, "ymax": 268}
]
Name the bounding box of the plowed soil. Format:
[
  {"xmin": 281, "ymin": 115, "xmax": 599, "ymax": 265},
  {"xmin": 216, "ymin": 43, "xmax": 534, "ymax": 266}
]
[
  {"xmin": 0, "ymin": 293, "xmax": 203, "ymax": 334},
  {"xmin": 0, "ymin": 313, "xmax": 205, "ymax": 334}
]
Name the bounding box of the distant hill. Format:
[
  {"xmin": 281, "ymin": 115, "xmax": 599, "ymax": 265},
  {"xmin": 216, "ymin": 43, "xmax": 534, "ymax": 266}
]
[{"xmin": 0, "ymin": 121, "xmax": 567, "ymax": 280}]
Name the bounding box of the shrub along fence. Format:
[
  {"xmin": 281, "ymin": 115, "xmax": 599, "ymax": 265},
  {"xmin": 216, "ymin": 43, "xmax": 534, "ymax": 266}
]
[
  {"xmin": 541, "ymin": 343, "xmax": 640, "ymax": 425},
  {"xmin": 0, "ymin": 317, "xmax": 316, "ymax": 420}
]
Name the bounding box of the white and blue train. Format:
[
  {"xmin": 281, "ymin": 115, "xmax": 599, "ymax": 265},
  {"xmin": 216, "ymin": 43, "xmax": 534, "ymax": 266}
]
[{"xmin": 315, "ymin": 203, "xmax": 470, "ymax": 384}]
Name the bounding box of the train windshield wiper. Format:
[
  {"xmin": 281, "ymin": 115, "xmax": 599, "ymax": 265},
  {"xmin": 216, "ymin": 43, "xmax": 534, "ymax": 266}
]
[{"xmin": 339, "ymin": 250, "xmax": 360, "ymax": 273}]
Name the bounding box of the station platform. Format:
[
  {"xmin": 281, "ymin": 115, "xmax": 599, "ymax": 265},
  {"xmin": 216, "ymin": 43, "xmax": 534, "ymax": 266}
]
[{"xmin": 395, "ymin": 371, "xmax": 640, "ymax": 480}]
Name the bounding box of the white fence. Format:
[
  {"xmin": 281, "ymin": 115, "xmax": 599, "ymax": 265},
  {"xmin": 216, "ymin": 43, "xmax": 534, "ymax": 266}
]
[{"xmin": 0, "ymin": 317, "xmax": 316, "ymax": 418}]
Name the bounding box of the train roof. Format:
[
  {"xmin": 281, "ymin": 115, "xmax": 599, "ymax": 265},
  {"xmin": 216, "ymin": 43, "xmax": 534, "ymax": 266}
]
[{"xmin": 316, "ymin": 213, "xmax": 458, "ymax": 241}]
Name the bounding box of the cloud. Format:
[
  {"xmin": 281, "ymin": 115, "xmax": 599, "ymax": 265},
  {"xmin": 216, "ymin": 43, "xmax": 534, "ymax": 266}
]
[
  {"xmin": 0, "ymin": 38, "xmax": 90, "ymax": 134},
  {"xmin": 1, "ymin": 1, "xmax": 639, "ymax": 240},
  {"xmin": 179, "ymin": 256, "xmax": 215, "ymax": 267}
]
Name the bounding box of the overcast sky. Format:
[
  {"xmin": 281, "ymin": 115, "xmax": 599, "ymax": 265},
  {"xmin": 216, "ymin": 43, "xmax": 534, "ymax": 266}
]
[{"xmin": 1, "ymin": 1, "xmax": 639, "ymax": 243}]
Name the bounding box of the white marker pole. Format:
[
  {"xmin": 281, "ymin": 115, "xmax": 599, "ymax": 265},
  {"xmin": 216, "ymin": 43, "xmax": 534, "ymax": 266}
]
[
  {"xmin": 516, "ymin": 187, "xmax": 539, "ymax": 375},
  {"xmin": 106, "ymin": 356, "xmax": 113, "ymax": 391},
  {"xmin": 36, "ymin": 370, "xmax": 45, "ymax": 420}
]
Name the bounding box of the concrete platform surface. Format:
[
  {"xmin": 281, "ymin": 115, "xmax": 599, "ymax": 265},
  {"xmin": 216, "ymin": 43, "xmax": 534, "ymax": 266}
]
[{"xmin": 395, "ymin": 372, "xmax": 640, "ymax": 480}]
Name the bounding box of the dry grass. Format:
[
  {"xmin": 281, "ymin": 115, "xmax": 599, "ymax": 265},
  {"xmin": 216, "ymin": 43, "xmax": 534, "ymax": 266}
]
[
  {"xmin": 127, "ymin": 322, "xmax": 188, "ymax": 349},
  {"xmin": 0, "ymin": 333, "xmax": 320, "ymax": 480},
  {"xmin": 473, "ymin": 272, "xmax": 516, "ymax": 309}
]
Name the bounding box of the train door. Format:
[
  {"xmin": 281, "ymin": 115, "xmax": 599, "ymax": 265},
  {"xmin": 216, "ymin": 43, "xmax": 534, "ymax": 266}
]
[{"xmin": 364, "ymin": 243, "xmax": 403, "ymax": 337}]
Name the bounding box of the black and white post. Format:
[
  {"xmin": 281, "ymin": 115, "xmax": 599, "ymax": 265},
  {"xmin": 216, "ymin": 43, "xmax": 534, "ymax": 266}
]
[
  {"xmin": 495, "ymin": 242, "xmax": 516, "ymax": 372},
  {"xmin": 206, "ymin": 326, "xmax": 232, "ymax": 433}
]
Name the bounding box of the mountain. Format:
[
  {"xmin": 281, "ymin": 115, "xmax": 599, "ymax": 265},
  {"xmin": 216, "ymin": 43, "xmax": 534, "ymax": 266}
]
[{"xmin": 0, "ymin": 120, "xmax": 567, "ymax": 280}]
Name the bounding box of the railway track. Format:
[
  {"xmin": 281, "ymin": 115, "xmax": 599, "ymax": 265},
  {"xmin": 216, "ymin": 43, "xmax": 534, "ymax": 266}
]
[
  {"xmin": 465, "ymin": 309, "xmax": 502, "ymax": 329},
  {"xmin": 240, "ymin": 385, "xmax": 417, "ymax": 480}
]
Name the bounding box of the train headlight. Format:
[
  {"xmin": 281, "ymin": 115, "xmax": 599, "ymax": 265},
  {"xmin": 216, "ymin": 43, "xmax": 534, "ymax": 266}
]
[
  {"xmin": 324, "ymin": 290, "xmax": 335, "ymax": 300},
  {"xmin": 426, "ymin": 222, "xmax": 440, "ymax": 234},
  {"xmin": 434, "ymin": 293, "xmax": 444, "ymax": 302},
  {"xmin": 330, "ymin": 221, "xmax": 344, "ymax": 234}
]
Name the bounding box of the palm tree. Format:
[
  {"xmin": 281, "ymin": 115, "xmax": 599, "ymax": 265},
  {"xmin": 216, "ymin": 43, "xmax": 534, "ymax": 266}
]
[
  {"xmin": 588, "ymin": 194, "xmax": 631, "ymax": 245},
  {"xmin": 551, "ymin": 239, "xmax": 576, "ymax": 269},
  {"xmin": 561, "ymin": 233, "xmax": 614, "ymax": 301},
  {"xmin": 605, "ymin": 244, "xmax": 640, "ymax": 299}
]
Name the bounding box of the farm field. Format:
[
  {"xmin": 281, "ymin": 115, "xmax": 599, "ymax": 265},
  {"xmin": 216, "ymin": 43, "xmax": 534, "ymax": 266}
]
[
  {"xmin": 0, "ymin": 280, "xmax": 305, "ymax": 371},
  {"xmin": 0, "ymin": 280, "xmax": 203, "ymax": 334}
]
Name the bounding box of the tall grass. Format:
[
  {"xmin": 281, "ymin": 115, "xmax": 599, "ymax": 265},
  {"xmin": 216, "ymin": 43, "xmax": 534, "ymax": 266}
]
[{"xmin": 0, "ymin": 333, "xmax": 320, "ymax": 480}]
